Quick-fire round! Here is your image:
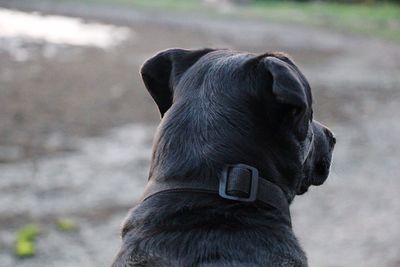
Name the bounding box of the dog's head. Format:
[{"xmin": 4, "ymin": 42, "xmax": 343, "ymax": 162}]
[{"xmin": 141, "ymin": 48, "xmax": 335, "ymax": 199}]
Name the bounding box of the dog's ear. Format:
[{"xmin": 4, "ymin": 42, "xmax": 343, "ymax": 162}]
[
  {"xmin": 263, "ymin": 56, "xmax": 312, "ymax": 140},
  {"xmin": 140, "ymin": 48, "xmax": 213, "ymax": 117},
  {"xmin": 263, "ymin": 56, "xmax": 309, "ymax": 110}
]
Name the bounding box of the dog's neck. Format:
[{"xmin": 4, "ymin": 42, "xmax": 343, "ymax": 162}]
[{"xmin": 147, "ymin": 113, "xmax": 299, "ymax": 203}]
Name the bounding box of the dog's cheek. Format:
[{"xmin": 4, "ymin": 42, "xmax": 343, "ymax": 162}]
[
  {"xmin": 297, "ymin": 153, "xmax": 319, "ymax": 195},
  {"xmin": 311, "ymin": 156, "xmax": 332, "ymax": 185},
  {"xmin": 297, "ymin": 180, "xmax": 311, "ymax": 195},
  {"xmin": 296, "ymin": 165, "xmax": 311, "ymax": 195},
  {"xmin": 310, "ymin": 138, "xmax": 332, "ymax": 186}
]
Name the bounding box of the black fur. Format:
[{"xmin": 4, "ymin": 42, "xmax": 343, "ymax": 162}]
[{"xmin": 112, "ymin": 49, "xmax": 335, "ymax": 267}]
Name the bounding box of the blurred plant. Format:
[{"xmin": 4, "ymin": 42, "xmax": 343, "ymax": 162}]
[
  {"xmin": 56, "ymin": 218, "xmax": 78, "ymax": 232},
  {"xmin": 253, "ymin": 0, "xmax": 400, "ymax": 3},
  {"xmin": 15, "ymin": 224, "xmax": 41, "ymax": 258}
]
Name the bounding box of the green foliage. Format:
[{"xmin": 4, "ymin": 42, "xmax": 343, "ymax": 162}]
[
  {"xmin": 16, "ymin": 224, "xmax": 40, "ymax": 242},
  {"xmin": 254, "ymin": 0, "xmax": 400, "ymax": 3},
  {"xmin": 56, "ymin": 218, "xmax": 78, "ymax": 232},
  {"xmin": 15, "ymin": 224, "xmax": 41, "ymax": 258},
  {"xmin": 63, "ymin": 0, "xmax": 400, "ymax": 41},
  {"xmin": 245, "ymin": 1, "xmax": 400, "ymax": 41},
  {"xmin": 15, "ymin": 240, "xmax": 36, "ymax": 258}
]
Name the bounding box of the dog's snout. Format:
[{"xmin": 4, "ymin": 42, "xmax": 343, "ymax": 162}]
[
  {"xmin": 331, "ymin": 134, "xmax": 336, "ymax": 146},
  {"xmin": 324, "ymin": 128, "xmax": 336, "ymax": 147},
  {"xmin": 312, "ymin": 120, "xmax": 336, "ymax": 148}
]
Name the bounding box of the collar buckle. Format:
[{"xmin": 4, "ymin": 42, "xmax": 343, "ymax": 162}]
[{"xmin": 219, "ymin": 164, "xmax": 259, "ymax": 202}]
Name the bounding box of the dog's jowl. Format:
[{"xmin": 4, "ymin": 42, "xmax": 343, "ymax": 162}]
[{"xmin": 112, "ymin": 49, "xmax": 336, "ymax": 267}]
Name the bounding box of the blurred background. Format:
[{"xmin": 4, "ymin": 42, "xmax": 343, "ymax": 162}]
[{"xmin": 0, "ymin": 0, "xmax": 399, "ymax": 266}]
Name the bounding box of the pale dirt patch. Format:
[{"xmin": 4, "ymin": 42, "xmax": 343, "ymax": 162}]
[{"xmin": 0, "ymin": 8, "xmax": 131, "ymax": 48}]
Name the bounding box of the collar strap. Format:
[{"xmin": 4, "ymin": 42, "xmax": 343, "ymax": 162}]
[{"xmin": 141, "ymin": 164, "xmax": 291, "ymax": 225}]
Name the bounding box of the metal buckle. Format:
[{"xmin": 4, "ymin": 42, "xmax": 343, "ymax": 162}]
[{"xmin": 219, "ymin": 164, "xmax": 259, "ymax": 202}]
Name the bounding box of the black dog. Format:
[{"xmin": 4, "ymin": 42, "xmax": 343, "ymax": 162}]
[{"xmin": 112, "ymin": 49, "xmax": 335, "ymax": 267}]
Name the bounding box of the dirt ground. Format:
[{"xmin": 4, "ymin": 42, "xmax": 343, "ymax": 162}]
[{"xmin": 0, "ymin": 1, "xmax": 399, "ymax": 266}]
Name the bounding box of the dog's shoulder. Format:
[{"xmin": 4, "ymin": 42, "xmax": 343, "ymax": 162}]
[{"xmin": 113, "ymin": 192, "xmax": 307, "ymax": 267}]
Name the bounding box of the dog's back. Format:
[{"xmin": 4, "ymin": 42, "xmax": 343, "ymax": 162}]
[{"xmin": 113, "ymin": 193, "xmax": 307, "ymax": 267}]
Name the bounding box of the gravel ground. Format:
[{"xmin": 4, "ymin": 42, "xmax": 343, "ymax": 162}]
[{"xmin": 0, "ymin": 1, "xmax": 399, "ymax": 266}]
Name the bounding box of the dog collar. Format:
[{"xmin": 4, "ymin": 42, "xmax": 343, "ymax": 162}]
[{"xmin": 141, "ymin": 164, "xmax": 291, "ymax": 225}]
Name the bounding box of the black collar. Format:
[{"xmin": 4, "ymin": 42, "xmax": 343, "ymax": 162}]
[{"xmin": 141, "ymin": 164, "xmax": 291, "ymax": 225}]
